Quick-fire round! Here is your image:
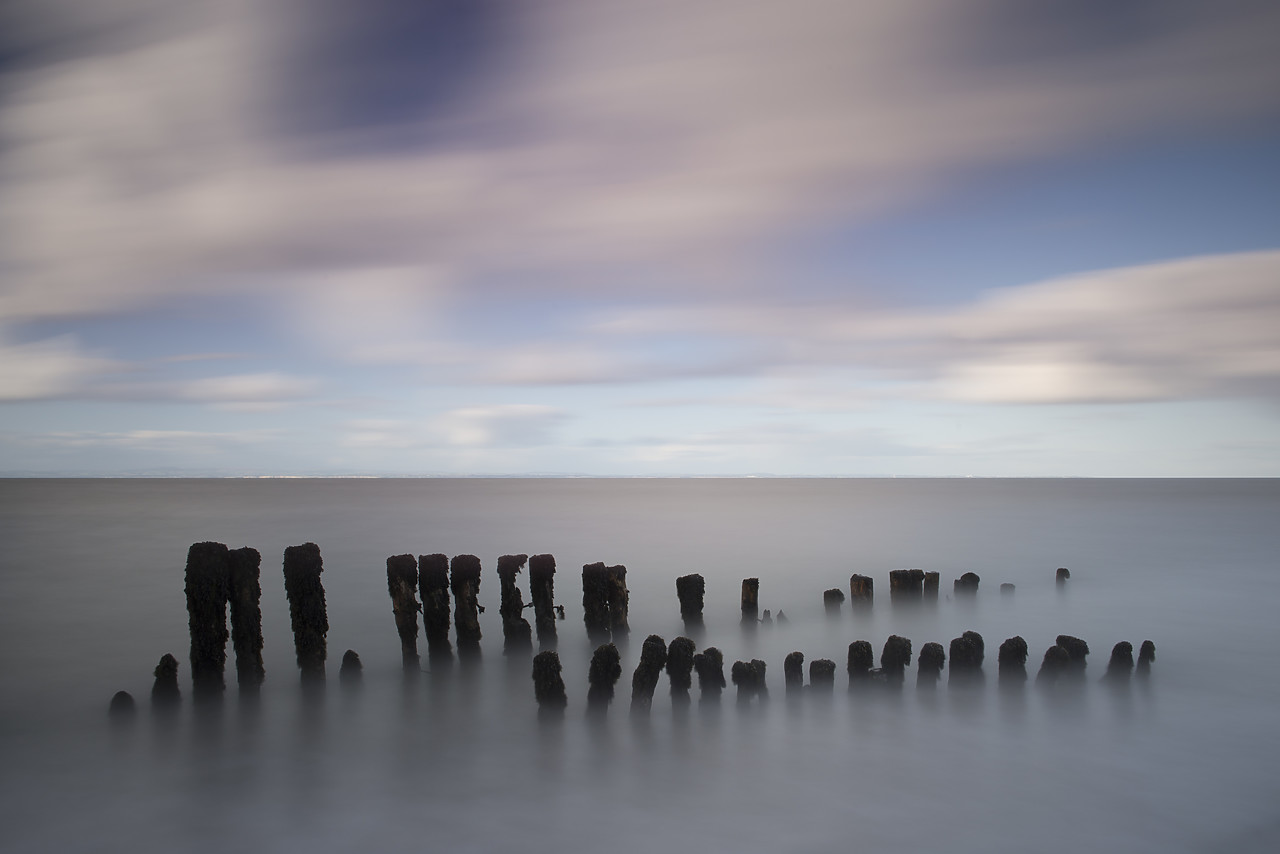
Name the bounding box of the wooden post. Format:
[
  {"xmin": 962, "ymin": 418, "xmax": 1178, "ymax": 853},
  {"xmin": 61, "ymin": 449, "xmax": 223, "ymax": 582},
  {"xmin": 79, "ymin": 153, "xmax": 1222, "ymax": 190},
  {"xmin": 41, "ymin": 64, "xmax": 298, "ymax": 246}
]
[
  {"xmin": 808, "ymin": 659, "xmax": 836, "ymax": 691},
  {"xmin": 185, "ymin": 542, "xmax": 230, "ymax": 698},
  {"xmin": 151, "ymin": 653, "xmax": 181, "ymax": 708},
  {"xmin": 532, "ymin": 650, "xmax": 567, "ymax": 710},
  {"xmin": 741, "ymin": 578, "xmax": 759, "ymax": 623},
  {"xmin": 784, "ymin": 651, "xmax": 805, "ymax": 694},
  {"xmin": 283, "ymin": 543, "xmax": 328, "ymax": 682},
  {"xmin": 923, "ymin": 571, "xmax": 940, "ymax": 602},
  {"xmin": 880, "ymin": 635, "xmax": 912, "ymax": 685},
  {"xmin": 605, "ymin": 565, "xmax": 629, "ymax": 639},
  {"xmin": 528, "ymin": 554, "xmax": 558, "ymax": 645},
  {"xmin": 730, "ymin": 659, "xmax": 767, "ymax": 703},
  {"xmin": 917, "ymin": 642, "xmax": 945, "ymax": 688},
  {"xmin": 997, "ymin": 636, "xmax": 1028, "ymax": 683},
  {"xmin": 418, "ymin": 554, "xmax": 452, "ymax": 653},
  {"xmin": 693, "ymin": 647, "xmax": 726, "ymax": 701},
  {"xmin": 496, "ymin": 554, "xmax": 533, "ymax": 651},
  {"xmin": 823, "ymin": 588, "xmax": 845, "ymax": 614},
  {"xmin": 630, "ymin": 634, "xmax": 668, "ymax": 712},
  {"xmin": 1055, "ymin": 634, "xmax": 1089, "ymax": 675},
  {"xmin": 675, "ymin": 574, "xmax": 705, "ymax": 628},
  {"xmin": 1056, "ymin": 567, "xmax": 1071, "ymax": 587},
  {"xmin": 581, "ymin": 562, "xmax": 611, "ymax": 643},
  {"xmin": 588, "ymin": 643, "xmax": 622, "ymax": 710},
  {"xmin": 849, "ymin": 574, "xmax": 873, "ymax": 609},
  {"xmin": 953, "ymin": 572, "xmax": 980, "ymax": 597},
  {"xmin": 386, "ymin": 554, "xmax": 421, "ymax": 667},
  {"xmin": 1104, "ymin": 641, "xmax": 1134, "ymax": 681},
  {"xmin": 666, "ymin": 637, "xmax": 696, "ymax": 705},
  {"xmin": 889, "ymin": 568, "xmax": 924, "ymax": 603},
  {"xmin": 228, "ymin": 547, "xmax": 265, "ymax": 688},
  {"xmin": 449, "ymin": 554, "xmax": 483, "ymax": 648},
  {"xmin": 1136, "ymin": 640, "xmax": 1156, "ymax": 677},
  {"xmin": 847, "ymin": 640, "xmax": 874, "ymax": 685}
]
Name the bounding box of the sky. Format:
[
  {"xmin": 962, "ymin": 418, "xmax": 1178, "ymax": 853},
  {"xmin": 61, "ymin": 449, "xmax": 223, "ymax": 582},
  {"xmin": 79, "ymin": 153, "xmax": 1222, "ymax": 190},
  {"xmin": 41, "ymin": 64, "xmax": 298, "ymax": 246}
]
[{"xmin": 1, "ymin": 0, "xmax": 1279, "ymax": 477}]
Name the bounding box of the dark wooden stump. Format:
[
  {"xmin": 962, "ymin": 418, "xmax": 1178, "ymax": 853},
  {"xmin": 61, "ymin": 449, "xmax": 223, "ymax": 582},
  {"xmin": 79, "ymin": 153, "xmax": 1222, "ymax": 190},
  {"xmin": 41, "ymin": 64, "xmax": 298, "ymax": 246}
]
[
  {"xmin": 693, "ymin": 647, "xmax": 726, "ymax": 701},
  {"xmin": 998, "ymin": 636, "xmax": 1028, "ymax": 683},
  {"xmin": 588, "ymin": 642, "xmax": 622, "ymax": 710},
  {"xmin": 847, "ymin": 640, "xmax": 875, "ymax": 685},
  {"xmin": 953, "ymin": 572, "xmax": 980, "ymax": 597},
  {"xmin": 228, "ymin": 546, "xmax": 265, "ymax": 688},
  {"xmin": 741, "ymin": 578, "xmax": 760, "ymax": 623},
  {"xmin": 849, "ymin": 574, "xmax": 873, "ymax": 609},
  {"xmin": 1136, "ymin": 640, "xmax": 1156, "ymax": 677},
  {"xmin": 1105, "ymin": 641, "xmax": 1134, "ymax": 681},
  {"xmin": 497, "ymin": 554, "xmax": 533, "ymax": 652},
  {"xmin": 529, "ymin": 554, "xmax": 558, "ymax": 645},
  {"xmin": 1055, "ymin": 634, "xmax": 1090, "ymax": 674},
  {"xmin": 386, "ymin": 554, "xmax": 421, "ymax": 667},
  {"xmin": 923, "ymin": 571, "xmax": 940, "ymax": 602},
  {"xmin": 152, "ymin": 653, "xmax": 181, "ymax": 708},
  {"xmin": 630, "ymin": 634, "xmax": 668, "ymax": 712},
  {"xmin": 185, "ymin": 542, "xmax": 230, "ymax": 698},
  {"xmin": 889, "ymin": 568, "xmax": 925, "ymax": 603},
  {"xmin": 676, "ymin": 573, "xmax": 705, "ymax": 628},
  {"xmin": 808, "ymin": 659, "xmax": 836, "ymax": 691},
  {"xmin": 784, "ymin": 651, "xmax": 805, "ymax": 693},
  {"xmin": 606, "ymin": 565, "xmax": 629, "ymax": 639},
  {"xmin": 418, "ymin": 554, "xmax": 452, "ymax": 653},
  {"xmin": 917, "ymin": 642, "xmax": 946, "ymax": 688},
  {"xmin": 581, "ymin": 562, "xmax": 611, "ymax": 643},
  {"xmin": 449, "ymin": 554, "xmax": 483, "ymax": 648},
  {"xmin": 666, "ymin": 636, "xmax": 696, "ymax": 693},
  {"xmin": 283, "ymin": 543, "xmax": 329, "ymax": 681},
  {"xmin": 880, "ymin": 635, "xmax": 913, "ymax": 685},
  {"xmin": 532, "ymin": 650, "xmax": 567, "ymax": 708},
  {"xmin": 823, "ymin": 588, "xmax": 845, "ymax": 614}
]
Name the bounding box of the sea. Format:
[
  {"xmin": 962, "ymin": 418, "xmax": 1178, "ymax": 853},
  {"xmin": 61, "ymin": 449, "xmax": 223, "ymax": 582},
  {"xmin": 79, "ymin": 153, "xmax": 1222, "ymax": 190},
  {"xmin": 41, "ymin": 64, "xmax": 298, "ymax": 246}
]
[{"xmin": 1, "ymin": 478, "xmax": 1278, "ymax": 853}]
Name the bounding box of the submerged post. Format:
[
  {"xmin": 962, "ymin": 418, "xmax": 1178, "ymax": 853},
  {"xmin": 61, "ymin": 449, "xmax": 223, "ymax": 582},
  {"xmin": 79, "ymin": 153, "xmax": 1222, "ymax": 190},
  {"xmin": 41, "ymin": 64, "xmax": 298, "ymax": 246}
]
[
  {"xmin": 152, "ymin": 653, "xmax": 181, "ymax": 708},
  {"xmin": 588, "ymin": 643, "xmax": 622, "ymax": 710},
  {"xmin": 949, "ymin": 633, "xmax": 983, "ymax": 684},
  {"xmin": 1036, "ymin": 644, "xmax": 1071, "ymax": 686},
  {"xmin": 666, "ymin": 636, "xmax": 696, "ymax": 704},
  {"xmin": 676, "ymin": 573, "xmax": 706, "ymax": 628},
  {"xmin": 954, "ymin": 572, "xmax": 980, "ymax": 597},
  {"xmin": 449, "ymin": 554, "xmax": 483, "ymax": 649},
  {"xmin": 923, "ymin": 571, "xmax": 940, "ymax": 602},
  {"xmin": 741, "ymin": 578, "xmax": 759, "ymax": 623},
  {"xmin": 339, "ymin": 649, "xmax": 362, "ymax": 685},
  {"xmin": 386, "ymin": 554, "xmax": 421, "ymax": 667},
  {"xmin": 1056, "ymin": 567, "xmax": 1071, "ymax": 587},
  {"xmin": 185, "ymin": 542, "xmax": 230, "ymax": 698},
  {"xmin": 228, "ymin": 547, "xmax": 265, "ymax": 689},
  {"xmin": 528, "ymin": 554, "xmax": 558, "ymax": 645},
  {"xmin": 631, "ymin": 634, "xmax": 668, "ymax": 712},
  {"xmin": 784, "ymin": 651, "xmax": 805, "ymax": 694},
  {"xmin": 283, "ymin": 543, "xmax": 329, "ymax": 681},
  {"xmin": 582, "ymin": 562, "xmax": 611, "ymax": 643},
  {"xmin": 1055, "ymin": 635, "xmax": 1089, "ymax": 675},
  {"xmin": 606, "ymin": 565, "xmax": 629, "ymax": 639},
  {"xmin": 1104, "ymin": 641, "xmax": 1134, "ymax": 681},
  {"xmin": 917, "ymin": 642, "xmax": 945, "ymax": 688},
  {"xmin": 809, "ymin": 659, "xmax": 836, "ymax": 691},
  {"xmin": 889, "ymin": 569, "xmax": 925, "ymax": 604},
  {"xmin": 847, "ymin": 640, "xmax": 875, "ymax": 685},
  {"xmin": 731, "ymin": 659, "xmax": 768, "ymax": 703},
  {"xmin": 497, "ymin": 554, "xmax": 533, "ymax": 652},
  {"xmin": 823, "ymin": 588, "xmax": 845, "ymax": 614},
  {"xmin": 998, "ymin": 636, "xmax": 1029, "ymax": 684},
  {"xmin": 849, "ymin": 574, "xmax": 873, "ymax": 609},
  {"xmin": 1136, "ymin": 640, "xmax": 1156, "ymax": 677},
  {"xmin": 418, "ymin": 554, "xmax": 452, "ymax": 653},
  {"xmin": 880, "ymin": 635, "xmax": 913, "ymax": 686},
  {"xmin": 532, "ymin": 650, "xmax": 567, "ymax": 710},
  {"xmin": 693, "ymin": 647, "xmax": 726, "ymax": 702}
]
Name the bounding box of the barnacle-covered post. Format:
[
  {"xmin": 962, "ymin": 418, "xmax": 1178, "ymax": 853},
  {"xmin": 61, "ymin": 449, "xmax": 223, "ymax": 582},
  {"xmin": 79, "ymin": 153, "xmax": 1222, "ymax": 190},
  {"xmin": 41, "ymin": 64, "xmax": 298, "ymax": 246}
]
[
  {"xmin": 283, "ymin": 543, "xmax": 329, "ymax": 682},
  {"xmin": 666, "ymin": 636, "xmax": 696, "ymax": 704},
  {"xmin": 808, "ymin": 659, "xmax": 836, "ymax": 691},
  {"xmin": 449, "ymin": 554, "xmax": 483, "ymax": 648},
  {"xmin": 418, "ymin": 554, "xmax": 452, "ymax": 653},
  {"xmin": 185, "ymin": 541, "xmax": 230, "ymax": 698},
  {"xmin": 847, "ymin": 640, "xmax": 875, "ymax": 685},
  {"xmin": 676, "ymin": 574, "xmax": 705, "ymax": 628},
  {"xmin": 497, "ymin": 554, "xmax": 533, "ymax": 652},
  {"xmin": 917, "ymin": 642, "xmax": 945, "ymax": 689},
  {"xmin": 532, "ymin": 650, "xmax": 567, "ymax": 710},
  {"xmin": 386, "ymin": 554, "xmax": 421, "ymax": 667},
  {"xmin": 880, "ymin": 635, "xmax": 912, "ymax": 685},
  {"xmin": 528, "ymin": 554, "xmax": 558, "ymax": 645},
  {"xmin": 228, "ymin": 546, "xmax": 265, "ymax": 688},
  {"xmin": 784, "ymin": 651, "xmax": 805, "ymax": 694}
]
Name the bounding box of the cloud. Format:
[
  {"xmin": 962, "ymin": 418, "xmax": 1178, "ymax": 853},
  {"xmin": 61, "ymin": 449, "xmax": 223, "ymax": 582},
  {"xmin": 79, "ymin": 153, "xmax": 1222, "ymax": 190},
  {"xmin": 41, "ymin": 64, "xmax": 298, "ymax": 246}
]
[
  {"xmin": 2, "ymin": 1, "xmax": 1278, "ymax": 326},
  {"xmin": 175, "ymin": 372, "xmax": 320, "ymax": 410},
  {"xmin": 344, "ymin": 405, "xmax": 568, "ymax": 450},
  {"xmin": 0, "ymin": 334, "xmax": 121, "ymax": 400}
]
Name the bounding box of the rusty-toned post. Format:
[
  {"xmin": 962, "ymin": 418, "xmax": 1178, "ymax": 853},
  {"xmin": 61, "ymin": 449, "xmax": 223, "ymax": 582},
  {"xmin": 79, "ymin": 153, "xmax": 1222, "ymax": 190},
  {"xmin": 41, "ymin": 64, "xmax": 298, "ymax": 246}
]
[
  {"xmin": 889, "ymin": 569, "xmax": 925, "ymax": 604},
  {"xmin": 849, "ymin": 574, "xmax": 873, "ymax": 609},
  {"xmin": 823, "ymin": 588, "xmax": 845, "ymax": 614},
  {"xmin": 283, "ymin": 542, "xmax": 329, "ymax": 682},
  {"xmin": 228, "ymin": 547, "xmax": 265, "ymax": 688},
  {"xmin": 449, "ymin": 554, "xmax": 483, "ymax": 649},
  {"xmin": 418, "ymin": 554, "xmax": 452, "ymax": 653},
  {"xmin": 923, "ymin": 571, "xmax": 940, "ymax": 602},
  {"xmin": 528, "ymin": 554, "xmax": 557, "ymax": 645},
  {"xmin": 606, "ymin": 565, "xmax": 629, "ymax": 639},
  {"xmin": 741, "ymin": 578, "xmax": 760, "ymax": 623},
  {"xmin": 185, "ymin": 542, "xmax": 230, "ymax": 698},
  {"xmin": 386, "ymin": 554, "xmax": 421, "ymax": 667}
]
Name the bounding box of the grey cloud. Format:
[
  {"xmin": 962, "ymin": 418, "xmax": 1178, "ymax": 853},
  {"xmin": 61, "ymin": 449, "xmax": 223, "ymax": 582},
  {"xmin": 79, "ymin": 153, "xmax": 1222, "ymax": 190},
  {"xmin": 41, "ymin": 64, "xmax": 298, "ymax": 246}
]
[{"xmin": 3, "ymin": 1, "xmax": 1278, "ymax": 325}]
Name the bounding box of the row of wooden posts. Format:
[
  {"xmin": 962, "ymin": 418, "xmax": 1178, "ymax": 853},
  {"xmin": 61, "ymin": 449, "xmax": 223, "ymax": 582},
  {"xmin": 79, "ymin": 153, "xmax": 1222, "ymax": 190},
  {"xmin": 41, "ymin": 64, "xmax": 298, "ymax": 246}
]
[{"xmin": 107, "ymin": 542, "xmax": 1107, "ymax": 716}]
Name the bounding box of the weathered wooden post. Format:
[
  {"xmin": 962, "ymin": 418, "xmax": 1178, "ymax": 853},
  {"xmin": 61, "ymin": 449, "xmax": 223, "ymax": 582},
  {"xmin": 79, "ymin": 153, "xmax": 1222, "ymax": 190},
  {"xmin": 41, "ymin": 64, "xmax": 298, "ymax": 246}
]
[
  {"xmin": 953, "ymin": 572, "xmax": 980, "ymax": 597},
  {"xmin": 1056, "ymin": 567, "xmax": 1070, "ymax": 587},
  {"xmin": 917, "ymin": 642, "xmax": 945, "ymax": 688},
  {"xmin": 1055, "ymin": 635, "xmax": 1089, "ymax": 675},
  {"xmin": 228, "ymin": 547, "xmax": 265, "ymax": 688},
  {"xmin": 582, "ymin": 562, "xmax": 611, "ymax": 643},
  {"xmin": 497, "ymin": 554, "xmax": 533, "ymax": 652},
  {"xmin": 809, "ymin": 659, "xmax": 836, "ymax": 691},
  {"xmin": 1136, "ymin": 640, "xmax": 1156, "ymax": 677},
  {"xmin": 880, "ymin": 635, "xmax": 912, "ymax": 685},
  {"xmin": 339, "ymin": 649, "xmax": 362, "ymax": 685},
  {"xmin": 418, "ymin": 554, "xmax": 452, "ymax": 654},
  {"xmin": 998, "ymin": 636, "xmax": 1028, "ymax": 683},
  {"xmin": 386, "ymin": 554, "xmax": 421, "ymax": 667},
  {"xmin": 784, "ymin": 651, "xmax": 805, "ymax": 694},
  {"xmin": 532, "ymin": 650, "xmax": 567, "ymax": 710},
  {"xmin": 630, "ymin": 634, "xmax": 668, "ymax": 712},
  {"xmin": 1104, "ymin": 641, "xmax": 1134, "ymax": 681},
  {"xmin": 283, "ymin": 543, "xmax": 329, "ymax": 682},
  {"xmin": 1036, "ymin": 644, "xmax": 1070, "ymax": 686},
  {"xmin": 588, "ymin": 643, "xmax": 622, "ymax": 710},
  {"xmin": 889, "ymin": 569, "xmax": 925, "ymax": 604},
  {"xmin": 849, "ymin": 574, "xmax": 873, "ymax": 609},
  {"xmin": 449, "ymin": 554, "xmax": 483, "ymax": 649},
  {"xmin": 823, "ymin": 588, "xmax": 845, "ymax": 614},
  {"xmin": 528, "ymin": 554, "xmax": 558, "ymax": 645},
  {"xmin": 152, "ymin": 653, "xmax": 181, "ymax": 708},
  {"xmin": 741, "ymin": 578, "xmax": 760, "ymax": 624},
  {"xmin": 676, "ymin": 574, "xmax": 705, "ymax": 628},
  {"xmin": 1000, "ymin": 583, "xmax": 1015, "ymax": 596},
  {"xmin": 109, "ymin": 691, "xmax": 136, "ymax": 721},
  {"xmin": 847, "ymin": 640, "xmax": 875, "ymax": 685},
  {"xmin": 185, "ymin": 542, "xmax": 230, "ymax": 698},
  {"xmin": 666, "ymin": 636, "xmax": 696, "ymax": 704},
  {"xmin": 693, "ymin": 647, "xmax": 726, "ymax": 702},
  {"xmin": 731, "ymin": 659, "xmax": 768, "ymax": 703},
  {"xmin": 923, "ymin": 571, "xmax": 940, "ymax": 602},
  {"xmin": 948, "ymin": 634, "xmax": 983, "ymax": 684},
  {"xmin": 606, "ymin": 565, "xmax": 629, "ymax": 639}
]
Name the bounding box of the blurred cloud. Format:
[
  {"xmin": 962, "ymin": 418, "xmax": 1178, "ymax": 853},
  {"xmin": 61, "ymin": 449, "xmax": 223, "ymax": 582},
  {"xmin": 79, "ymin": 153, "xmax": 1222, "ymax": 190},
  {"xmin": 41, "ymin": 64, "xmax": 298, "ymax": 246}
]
[
  {"xmin": 3, "ymin": 0, "xmax": 1278, "ymax": 325},
  {"xmin": 0, "ymin": 334, "xmax": 120, "ymax": 400},
  {"xmin": 344, "ymin": 405, "xmax": 567, "ymax": 450}
]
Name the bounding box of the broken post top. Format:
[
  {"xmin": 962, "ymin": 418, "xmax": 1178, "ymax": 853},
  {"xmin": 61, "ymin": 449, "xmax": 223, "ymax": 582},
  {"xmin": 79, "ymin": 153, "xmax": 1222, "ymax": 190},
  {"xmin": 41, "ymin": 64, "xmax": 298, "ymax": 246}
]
[
  {"xmin": 450, "ymin": 554, "xmax": 483, "ymax": 588},
  {"xmin": 418, "ymin": 553, "xmax": 450, "ymax": 584},
  {"xmin": 528, "ymin": 554, "xmax": 556, "ymax": 581},
  {"xmin": 387, "ymin": 554, "xmax": 418, "ymax": 592},
  {"xmin": 496, "ymin": 554, "xmax": 529, "ymax": 580}
]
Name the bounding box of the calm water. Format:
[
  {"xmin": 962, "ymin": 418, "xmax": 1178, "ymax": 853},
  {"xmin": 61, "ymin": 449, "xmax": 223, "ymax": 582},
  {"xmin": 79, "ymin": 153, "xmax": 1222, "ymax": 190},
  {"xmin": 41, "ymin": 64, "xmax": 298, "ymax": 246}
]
[{"xmin": 1, "ymin": 478, "xmax": 1278, "ymax": 853}]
